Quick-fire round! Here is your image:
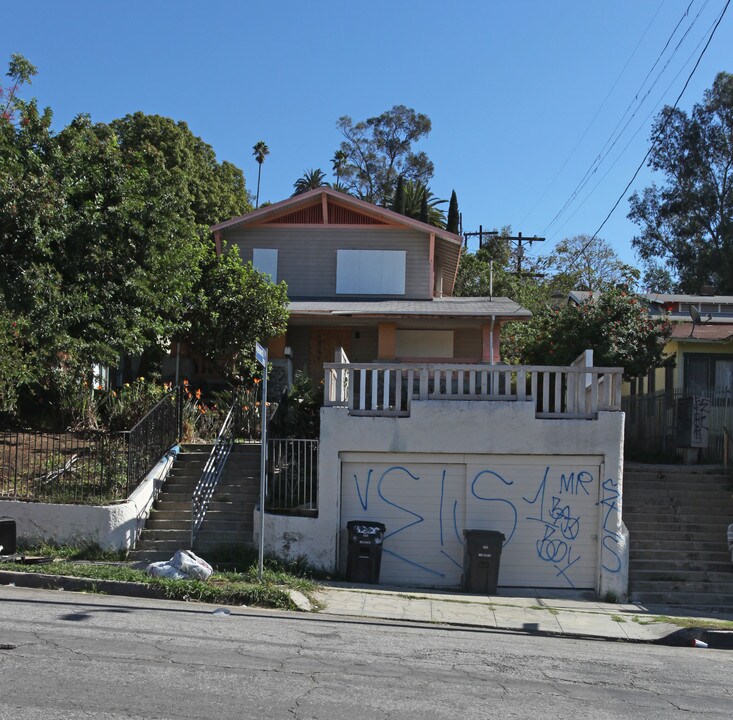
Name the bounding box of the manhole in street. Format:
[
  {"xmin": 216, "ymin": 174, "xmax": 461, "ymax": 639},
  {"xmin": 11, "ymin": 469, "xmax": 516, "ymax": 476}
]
[{"xmin": 0, "ymin": 643, "xmax": 17, "ymax": 650}]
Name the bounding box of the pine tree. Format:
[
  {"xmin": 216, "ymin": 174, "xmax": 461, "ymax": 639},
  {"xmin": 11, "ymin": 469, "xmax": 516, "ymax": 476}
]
[
  {"xmin": 392, "ymin": 176, "xmax": 405, "ymax": 215},
  {"xmin": 446, "ymin": 190, "xmax": 459, "ymax": 234}
]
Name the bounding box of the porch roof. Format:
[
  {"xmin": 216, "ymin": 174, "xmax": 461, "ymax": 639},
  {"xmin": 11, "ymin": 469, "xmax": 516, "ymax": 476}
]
[
  {"xmin": 670, "ymin": 322, "xmax": 733, "ymax": 341},
  {"xmin": 288, "ymin": 297, "xmax": 531, "ymax": 320}
]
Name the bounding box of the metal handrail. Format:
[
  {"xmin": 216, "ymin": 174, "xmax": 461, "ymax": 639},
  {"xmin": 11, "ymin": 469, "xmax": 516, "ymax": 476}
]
[{"xmin": 190, "ymin": 402, "xmax": 238, "ymax": 547}]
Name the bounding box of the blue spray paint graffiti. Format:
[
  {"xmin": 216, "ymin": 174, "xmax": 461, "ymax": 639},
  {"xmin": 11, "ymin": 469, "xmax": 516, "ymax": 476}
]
[
  {"xmin": 348, "ymin": 463, "xmax": 606, "ymax": 587},
  {"xmin": 470, "ymin": 470, "xmax": 517, "ymax": 544},
  {"xmin": 598, "ymin": 478, "xmax": 623, "ymax": 573},
  {"xmin": 522, "ymin": 466, "xmax": 594, "ymax": 588}
]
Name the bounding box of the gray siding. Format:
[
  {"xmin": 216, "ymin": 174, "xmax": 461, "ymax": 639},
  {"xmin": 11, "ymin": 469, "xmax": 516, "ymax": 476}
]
[{"xmin": 225, "ymin": 227, "xmax": 431, "ymax": 299}]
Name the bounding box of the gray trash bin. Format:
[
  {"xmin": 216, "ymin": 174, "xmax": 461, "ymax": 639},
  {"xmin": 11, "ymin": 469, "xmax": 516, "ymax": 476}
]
[
  {"xmin": 463, "ymin": 529, "xmax": 505, "ymax": 594},
  {"xmin": 0, "ymin": 517, "xmax": 17, "ymax": 555},
  {"xmin": 346, "ymin": 521, "xmax": 386, "ymax": 583}
]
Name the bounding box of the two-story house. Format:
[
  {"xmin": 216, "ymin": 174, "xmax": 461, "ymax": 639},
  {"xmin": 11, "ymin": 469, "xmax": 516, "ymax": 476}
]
[
  {"xmin": 211, "ymin": 187, "xmax": 531, "ymax": 378},
  {"xmin": 208, "ymin": 189, "xmax": 627, "ymax": 597}
]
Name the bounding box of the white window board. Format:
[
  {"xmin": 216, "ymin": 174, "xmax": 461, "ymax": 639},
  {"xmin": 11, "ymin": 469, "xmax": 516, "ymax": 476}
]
[{"xmin": 336, "ymin": 250, "xmax": 406, "ymax": 295}]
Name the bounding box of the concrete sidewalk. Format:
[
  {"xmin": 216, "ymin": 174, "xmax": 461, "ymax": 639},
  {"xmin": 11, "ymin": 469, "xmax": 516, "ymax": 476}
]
[{"xmin": 314, "ymin": 583, "xmax": 733, "ymax": 644}]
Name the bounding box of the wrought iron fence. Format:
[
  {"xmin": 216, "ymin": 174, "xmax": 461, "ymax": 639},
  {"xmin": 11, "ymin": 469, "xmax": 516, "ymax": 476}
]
[
  {"xmin": 623, "ymin": 388, "xmax": 733, "ymax": 463},
  {"xmin": 266, "ymin": 438, "xmax": 318, "ymax": 515},
  {"xmin": 122, "ymin": 385, "xmax": 182, "ymax": 494},
  {"xmin": 1, "ymin": 386, "xmax": 183, "ymax": 504}
]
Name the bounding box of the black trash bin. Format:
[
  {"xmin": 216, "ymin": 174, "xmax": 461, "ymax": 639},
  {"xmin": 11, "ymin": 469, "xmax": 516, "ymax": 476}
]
[
  {"xmin": 0, "ymin": 517, "xmax": 17, "ymax": 556},
  {"xmin": 346, "ymin": 521, "xmax": 386, "ymax": 584},
  {"xmin": 462, "ymin": 529, "xmax": 505, "ymax": 594}
]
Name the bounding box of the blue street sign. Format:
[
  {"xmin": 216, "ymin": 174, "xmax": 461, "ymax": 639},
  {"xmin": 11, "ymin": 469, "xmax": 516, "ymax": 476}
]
[{"xmin": 255, "ymin": 341, "xmax": 267, "ymax": 368}]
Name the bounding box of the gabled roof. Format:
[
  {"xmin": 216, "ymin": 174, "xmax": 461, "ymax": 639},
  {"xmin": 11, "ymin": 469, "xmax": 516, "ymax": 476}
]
[{"xmin": 210, "ymin": 187, "xmax": 463, "ymax": 247}]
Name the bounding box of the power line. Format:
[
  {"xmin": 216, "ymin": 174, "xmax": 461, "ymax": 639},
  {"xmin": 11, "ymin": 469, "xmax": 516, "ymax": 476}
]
[
  {"xmin": 547, "ymin": 12, "xmax": 719, "ymax": 242},
  {"xmin": 563, "ymin": 0, "xmax": 730, "ymax": 273},
  {"xmin": 541, "ymin": 0, "xmax": 705, "ymax": 237},
  {"xmin": 517, "ymin": 0, "xmax": 668, "ymax": 227}
]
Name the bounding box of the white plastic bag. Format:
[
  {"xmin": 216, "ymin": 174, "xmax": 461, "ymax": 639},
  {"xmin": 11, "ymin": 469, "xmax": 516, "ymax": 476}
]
[
  {"xmin": 170, "ymin": 549, "xmax": 213, "ymax": 581},
  {"xmin": 146, "ymin": 561, "xmax": 187, "ymax": 580}
]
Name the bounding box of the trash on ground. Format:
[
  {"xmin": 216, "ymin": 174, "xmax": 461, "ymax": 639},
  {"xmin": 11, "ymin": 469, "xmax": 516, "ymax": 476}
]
[
  {"xmin": 212, "ymin": 608, "xmax": 231, "ymax": 616},
  {"xmin": 146, "ymin": 550, "xmax": 213, "ymax": 581},
  {"xmin": 691, "ymin": 639, "xmax": 709, "ymax": 648}
]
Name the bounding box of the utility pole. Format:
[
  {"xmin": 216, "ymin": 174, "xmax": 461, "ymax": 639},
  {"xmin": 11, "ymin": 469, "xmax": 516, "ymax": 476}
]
[
  {"xmin": 505, "ymin": 232, "xmax": 545, "ymax": 276},
  {"xmin": 462, "ymin": 225, "xmax": 499, "ymax": 251},
  {"xmin": 462, "ymin": 228, "xmax": 545, "ymax": 277}
]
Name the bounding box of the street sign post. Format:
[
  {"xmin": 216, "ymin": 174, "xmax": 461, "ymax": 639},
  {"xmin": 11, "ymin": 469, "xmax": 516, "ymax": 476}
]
[{"xmin": 255, "ymin": 342, "xmax": 268, "ymax": 580}]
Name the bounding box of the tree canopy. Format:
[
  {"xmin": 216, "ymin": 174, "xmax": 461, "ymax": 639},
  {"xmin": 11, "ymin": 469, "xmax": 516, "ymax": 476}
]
[
  {"xmin": 454, "ymin": 231, "xmax": 667, "ymax": 379},
  {"xmin": 0, "ymin": 55, "xmax": 287, "ymax": 415},
  {"xmin": 335, "ymin": 105, "xmax": 434, "ymax": 205},
  {"xmin": 628, "ymin": 72, "xmax": 733, "ymax": 293}
]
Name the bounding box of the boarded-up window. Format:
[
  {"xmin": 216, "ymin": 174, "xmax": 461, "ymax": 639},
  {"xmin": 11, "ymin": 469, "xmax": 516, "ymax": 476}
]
[
  {"xmin": 253, "ymin": 248, "xmax": 278, "ymax": 281},
  {"xmin": 396, "ymin": 330, "xmax": 454, "ymax": 358},
  {"xmin": 336, "ymin": 250, "xmax": 406, "ymax": 295}
]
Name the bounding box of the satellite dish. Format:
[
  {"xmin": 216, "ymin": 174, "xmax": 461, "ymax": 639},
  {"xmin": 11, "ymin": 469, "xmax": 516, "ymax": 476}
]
[{"xmin": 689, "ymin": 306, "xmax": 702, "ymax": 325}]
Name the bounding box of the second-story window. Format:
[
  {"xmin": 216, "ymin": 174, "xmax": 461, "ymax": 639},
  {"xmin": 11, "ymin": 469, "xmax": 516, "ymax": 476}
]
[
  {"xmin": 253, "ymin": 248, "xmax": 278, "ymax": 281},
  {"xmin": 336, "ymin": 250, "xmax": 406, "ymax": 295}
]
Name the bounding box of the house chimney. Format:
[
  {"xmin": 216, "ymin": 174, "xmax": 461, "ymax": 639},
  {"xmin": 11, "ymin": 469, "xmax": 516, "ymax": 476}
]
[{"xmin": 700, "ymin": 285, "xmax": 715, "ymax": 296}]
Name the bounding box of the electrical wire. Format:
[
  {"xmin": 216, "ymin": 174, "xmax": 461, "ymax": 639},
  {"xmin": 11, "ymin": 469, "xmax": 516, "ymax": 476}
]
[
  {"xmin": 560, "ymin": 0, "xmax": 730, "ymax": 273},
  {"xmin": 541, "ymin": 0, "xmax": 705, "ymax": 237}
]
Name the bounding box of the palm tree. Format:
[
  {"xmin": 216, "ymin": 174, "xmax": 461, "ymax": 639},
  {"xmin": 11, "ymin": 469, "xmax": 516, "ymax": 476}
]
[
  {"xmin": 331, "ymin": 150, "xmax": 348, "ymax": 183},
  {"xmin": 401, "ymin": 180, "xmax": 447, "ymax": 228},
  {"xmin": 292, "ymin": 168, "xmax": 329, "ymax": 196},
  {"xmin": 252, "ymin": 141, "xmax": 269, "ymax": 208}
]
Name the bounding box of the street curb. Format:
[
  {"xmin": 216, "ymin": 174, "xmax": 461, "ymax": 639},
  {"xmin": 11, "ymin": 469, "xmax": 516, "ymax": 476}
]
[
  {"xmin": 655, "ymin": 626, "xmax": 733, "ymax": 649},
  {"xmin": 0, "ymin": 570, "xmax": 168, "ymax": 600}
]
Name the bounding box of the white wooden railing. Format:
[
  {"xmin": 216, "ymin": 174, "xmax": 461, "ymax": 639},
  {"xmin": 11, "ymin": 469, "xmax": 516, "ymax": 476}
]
[{"xmin": 324, "ymin": 352, "xmax": 622, "ymax": 420}]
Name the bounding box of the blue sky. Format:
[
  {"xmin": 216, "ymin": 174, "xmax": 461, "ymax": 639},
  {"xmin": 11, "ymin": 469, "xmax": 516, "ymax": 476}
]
[{"xmin": 2, "ymin": 1, "xmax": 731, "ymax": 276}]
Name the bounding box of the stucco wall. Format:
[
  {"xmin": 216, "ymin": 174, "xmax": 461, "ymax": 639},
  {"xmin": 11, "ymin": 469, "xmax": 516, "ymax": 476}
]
[
  {"xmin": 0, "ymin": 451, "xmax": 176, "ymax": 551},
  {"xmin": 261, "ymin": 400, "xmax": 628, "ymax": 599}
]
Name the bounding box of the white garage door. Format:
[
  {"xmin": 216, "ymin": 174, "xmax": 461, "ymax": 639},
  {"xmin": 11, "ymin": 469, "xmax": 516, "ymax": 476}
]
[{"xmin": 340, "ymin": 454, "xmax": 601, "ymax": 589}]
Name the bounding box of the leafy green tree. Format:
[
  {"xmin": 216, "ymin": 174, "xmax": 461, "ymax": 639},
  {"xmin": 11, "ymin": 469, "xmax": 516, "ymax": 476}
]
[
  {"xmin": 628, "ymin": 72, "xmax": 733, "ymax": 293},
  {"xmin": 549, "ymin": 234, "xmax": 639, "ymax": 291},
  {"xmin": 292, "ymin": 168, "xmax": 329, "ymax": 195},
  {"xmin": 446, "ymin": 190, "xmax": 459, "ymax": 234},
  {"xmin": 336, "ymin": 105, "xmax": 433, "ymax": 205},
  {"xmin": 0, "ymin": 53, "xmax": 37, "ymax": 123},
  {"xmin": 252, "ymin": 140, "xmax": 269, "ymax": 208},
  {"xmin": 518, "ymin": 288, "xmax": 671, "ymax": 380},
  {"xmin": 185, "ymin": 242, "xmax": 289, "ymax": 382}
]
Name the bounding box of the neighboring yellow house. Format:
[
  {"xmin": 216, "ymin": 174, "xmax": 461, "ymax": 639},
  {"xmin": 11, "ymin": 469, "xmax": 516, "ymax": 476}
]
[{"xmin": 568, "ymin": 291, "xmax": 733, "ymax": 396}]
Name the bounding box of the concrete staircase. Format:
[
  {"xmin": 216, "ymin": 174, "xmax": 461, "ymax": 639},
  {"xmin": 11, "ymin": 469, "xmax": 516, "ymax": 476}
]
[
  {"xmin": 623, "ymin": 464, "xmax": 733, "ymax": 608},
  {"xmin": 129, "ymin": 444, "xmax": 260, "ymax": 563}
]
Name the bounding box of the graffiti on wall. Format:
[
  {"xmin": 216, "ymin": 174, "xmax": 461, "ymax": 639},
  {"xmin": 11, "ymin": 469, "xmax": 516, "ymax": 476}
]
[{"xmin": 347, "ymin": 462, "xmax": 615, "ymax": 587}]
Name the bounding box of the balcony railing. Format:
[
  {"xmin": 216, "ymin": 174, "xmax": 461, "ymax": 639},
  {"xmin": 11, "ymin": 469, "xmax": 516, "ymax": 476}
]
[{"xmin": 324, "ymin": 361, "xmax": 622, "ymax": 419}]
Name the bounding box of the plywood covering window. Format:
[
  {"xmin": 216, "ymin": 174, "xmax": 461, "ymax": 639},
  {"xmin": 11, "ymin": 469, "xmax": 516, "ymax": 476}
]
[
  {"xmin": 396, "ymin": 330, "xmax": 454, "ymax": 359},
  {"xmin": 336, "ymin": 250, "xmax": 406, "ymax": 295},
  {"xmin": 252, "ymin": 248, "xmax": 278, "ymax": 281}
]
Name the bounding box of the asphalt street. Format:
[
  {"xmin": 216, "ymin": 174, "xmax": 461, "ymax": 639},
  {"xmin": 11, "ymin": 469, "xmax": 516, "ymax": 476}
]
[{"xmin": 0, "ymin": 586, "xmax": 731, "ymax": 720}]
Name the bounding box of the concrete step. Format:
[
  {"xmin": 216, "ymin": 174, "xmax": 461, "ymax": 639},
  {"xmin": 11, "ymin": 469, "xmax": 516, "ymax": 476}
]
[
  {"xmin": 629, "ymin": 548, "xmax": 730, "ymax": 562},
  {"xmin": 144, "ymin": 518, "xmax": 191, "ymax": 531},
  {"xmin": 623, "ymin": 516, "xmax": 732, "ymax": 528},
  {"xmin": 624, "ymin": 520, "xmax": 731, "ymax": 533},
  {"xmin": 630, "ymin": 590, "xmax": 733, "ymax": 607},
  {"xmin": 148, "ymin": 509, "xmax": 192, "ymax": 521},
  {"xmin": 129, "ymin": 539, "xmax": 191, "ymax": 554},
  {"xmin": 629, "ymin": 569, "xmax": 733, "ymax": 583},
  {"xmin": 127, "ymin": 549, "xmax": 177, "ymax": 563},
  {"xmin": 630, "ymin": 579, "xmax": 733, "ymax": 595},
  {"xmin": 623, "ymin": 493, "xmax": 733, "ymax": 505},
  {"xmin": 629, "ymin": 559, "xmax": 732, "ymax": 573},
  {"xmin": 137, "ymin": 528, "xmax": 191, "ymax": 543}
]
